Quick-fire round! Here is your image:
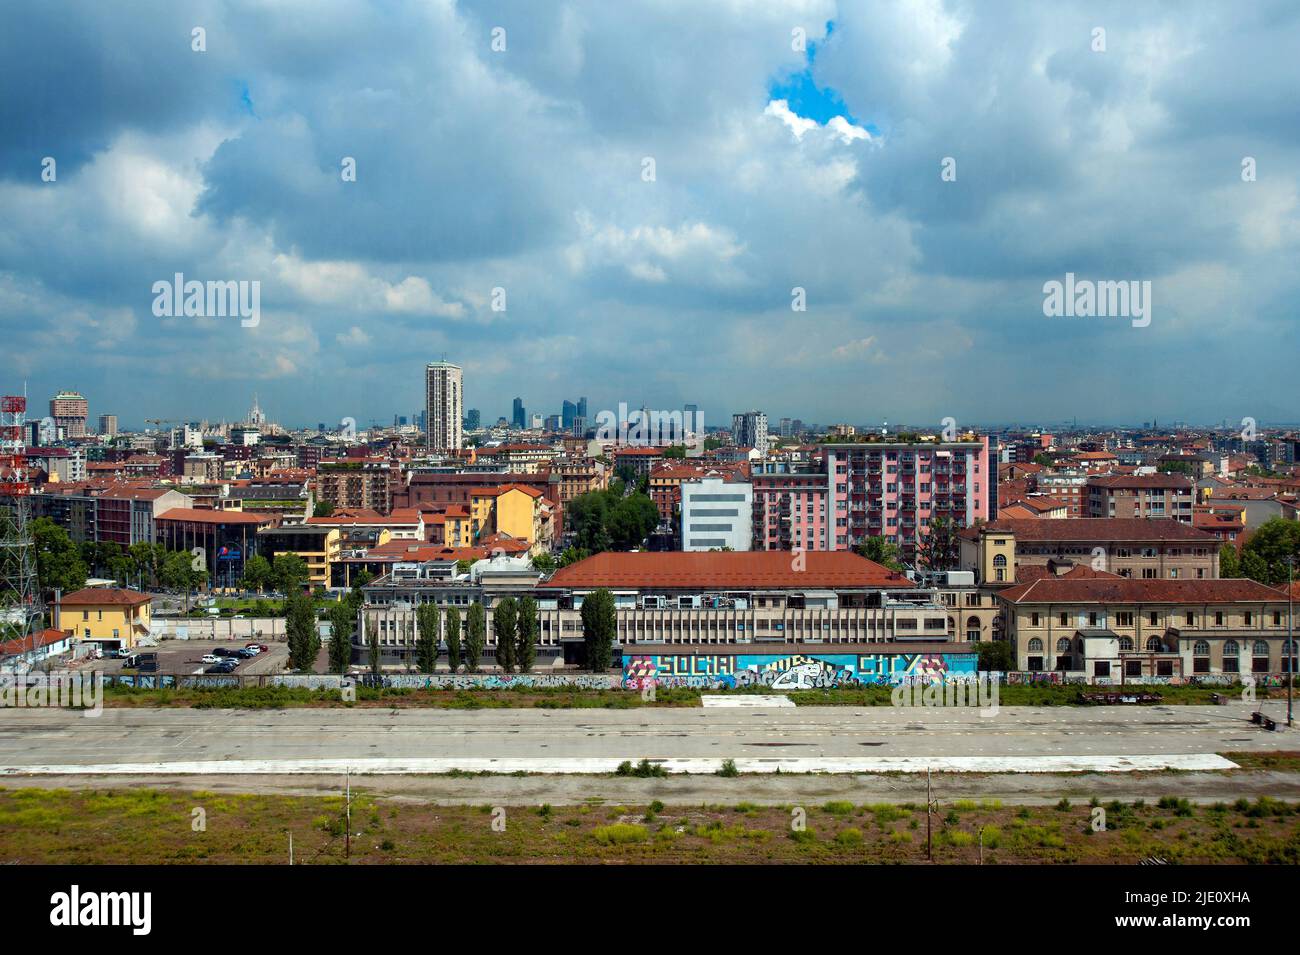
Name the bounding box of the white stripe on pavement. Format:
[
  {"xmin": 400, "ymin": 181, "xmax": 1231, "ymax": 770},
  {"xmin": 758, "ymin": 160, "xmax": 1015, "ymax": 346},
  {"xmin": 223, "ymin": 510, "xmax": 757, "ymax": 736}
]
[
  {"xmin": 700, "ymin": 695, "xmax": 795, "ymax": 708},
  {"xmin": 0, "ymin": 753, "xmax": 1238, "ymax": 776}
]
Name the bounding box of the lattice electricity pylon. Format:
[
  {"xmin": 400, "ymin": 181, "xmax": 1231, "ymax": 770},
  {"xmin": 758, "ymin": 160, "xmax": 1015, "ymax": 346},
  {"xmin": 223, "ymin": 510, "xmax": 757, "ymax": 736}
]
[{"xmin": 0, "ymin": 394, "xmax": 44, "ymax": 650}]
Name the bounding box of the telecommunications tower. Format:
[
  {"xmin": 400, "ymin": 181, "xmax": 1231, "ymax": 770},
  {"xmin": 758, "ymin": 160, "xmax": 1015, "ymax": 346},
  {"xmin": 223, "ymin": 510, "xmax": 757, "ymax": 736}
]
[{"xmin": 0, "ymin": 393, "xmax": 44, "ymax": 653}]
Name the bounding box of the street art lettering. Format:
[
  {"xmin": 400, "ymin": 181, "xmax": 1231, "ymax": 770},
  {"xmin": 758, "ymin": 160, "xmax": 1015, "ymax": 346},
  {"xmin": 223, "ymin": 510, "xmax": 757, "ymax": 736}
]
[{"xmin": 622, "ymin": 652, "xmax": 978, "ymax": 691}]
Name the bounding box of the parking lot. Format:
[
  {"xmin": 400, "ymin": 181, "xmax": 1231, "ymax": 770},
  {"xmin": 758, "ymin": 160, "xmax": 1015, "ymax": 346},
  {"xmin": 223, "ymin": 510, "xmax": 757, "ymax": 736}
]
[{"xmin": 82, "ymin": 638, "xmax": 291, "ymax": 676}]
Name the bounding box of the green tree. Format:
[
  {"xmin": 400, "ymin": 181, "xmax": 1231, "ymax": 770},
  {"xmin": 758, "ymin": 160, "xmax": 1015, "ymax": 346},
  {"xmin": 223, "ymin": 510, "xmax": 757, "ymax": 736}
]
[
  {"xmin": 1241, "ymin": 550, "xmax": 1270, "ymax": 584},
  {"xmin": 445, "ymin": 607, "xmax": 462, "ymax": 673},
  {"xmin": 313, "ymin": 501, "xmax": 335, "ymax": 518},
  {"xmin": 975, "ymin": 641, "xmax": 1015, "ymax": 672},
  {"xmin": 1158, "ymin": 461, "xmax": 1195, "ymax": 476},
  {"xmin": 516, "ymin": 595, "xmax": 538, "ymax": 673},
  {"xmin": 580, "ymin": 588, "xmax": 616, "ymax": 672},
  {"xmin": 1219, "ymin": 543, "xmax": 1241, "ymax": 579},
  {"xmin": 30, "ymin": 518, "xmax": 88, "ymax": 596},
  {"xmin": 464, "ymin": 601, "xmax": 486, "ymax": 673},
  {"xmin": 1241, "ymin": 518, "xmax": 1300, "ymax": 585},
  {"xmin": 531, "ymin": 552, "xmax": 556, "ymax": 573},
  {"xmin": 493, "ymin": 596, "xmax": 518, "ymax": 673},
  {"xmin": 326, "ymin": 600, "xmax": 353, "ymax": 674},
  {"xmin": 273, "ymin": 553, "xmax": 310, "ymax": 593},
  {"xmin": 285, "ymin": 591, "xmax": 317, "ymax": 671},
  {"xmin": 415, "ymin": 602, "xmax": 440, "ymax": 674},
  {"xmin": 240, "ymin": 554, "xmax": 273, "ymax": 592},
  {"xmin": 855, "ymin": 536, "xmax": 904, "ymax": 572},
  {"xmin": 558, "ymin": 546, "xmax": 590, "ymax": 567}
]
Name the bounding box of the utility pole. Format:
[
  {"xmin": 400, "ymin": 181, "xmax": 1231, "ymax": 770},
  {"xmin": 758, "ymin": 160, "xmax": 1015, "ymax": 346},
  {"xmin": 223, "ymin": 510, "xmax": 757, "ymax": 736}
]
[
  {"xmin": 1286, "ymin": 556, "xmax": 1296, "ymax": 728},
  {"xmin": 288, "ymin": 831, "xmax": 293, "ymax": 866},
  {"xmin": 345, "ymin": 766, "xmax": 351, "ymax": 862},
  {"xmin": 926, "ymin": 766, "xmax": 934, "ymax": 862}
]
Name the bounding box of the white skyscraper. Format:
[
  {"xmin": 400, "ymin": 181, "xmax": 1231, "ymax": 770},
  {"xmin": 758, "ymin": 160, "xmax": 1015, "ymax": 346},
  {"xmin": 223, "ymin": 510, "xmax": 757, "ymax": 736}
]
[{"xmin": 425, "ymin": 361, "xmax": 463, "ymax": 451}]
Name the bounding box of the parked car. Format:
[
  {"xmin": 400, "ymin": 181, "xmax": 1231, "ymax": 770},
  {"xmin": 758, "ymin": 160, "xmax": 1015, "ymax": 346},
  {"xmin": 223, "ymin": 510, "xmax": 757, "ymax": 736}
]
[
  {"xmin": 245, "ymin": 644, "xmax": 269, "ymax": 653},
  {"xmin": 235, "ymin": 648, "xmax": 257, "ymax": 659},
  {"xmin": 205, "ymin": 663, "xmax": 230, "ymax": 673},
  {"xmin": 201, "ymin": 654, "xmax": 221, "ymax": 664},
  {"xmin": 213, "ymin": 647, "xmax": 240, "ymax": 657}
]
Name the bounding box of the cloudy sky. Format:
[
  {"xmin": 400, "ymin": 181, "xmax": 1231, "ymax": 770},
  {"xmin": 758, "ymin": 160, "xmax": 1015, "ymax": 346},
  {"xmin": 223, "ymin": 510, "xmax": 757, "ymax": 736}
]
[{"xmin": 2, "ymin": 0, "xmax": 1298, "ymax": 431}]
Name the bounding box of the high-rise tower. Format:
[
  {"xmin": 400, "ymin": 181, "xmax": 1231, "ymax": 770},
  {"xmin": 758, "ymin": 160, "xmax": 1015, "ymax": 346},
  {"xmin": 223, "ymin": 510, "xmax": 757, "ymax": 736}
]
[{"xmin": 425, "ymin": 361, "xmax": 463, "ymax": 452}]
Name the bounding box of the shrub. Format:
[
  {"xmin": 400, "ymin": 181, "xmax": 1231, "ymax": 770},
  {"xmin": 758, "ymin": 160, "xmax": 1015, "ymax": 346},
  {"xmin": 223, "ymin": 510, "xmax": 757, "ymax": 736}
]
[
  {"xmin": 717, "ymin": 758, "xmax": 740, "ymax": 777},
  {"xmin": 822, "ymin": 801, "xmax": 855, "ymax": 816},
  {"xmin": 836, "ymin": 827, "xmax": 864, "ymax": 846},
  {"xmin": 593, "ymin": 823, "xmax": 648, "ymax": 845}
]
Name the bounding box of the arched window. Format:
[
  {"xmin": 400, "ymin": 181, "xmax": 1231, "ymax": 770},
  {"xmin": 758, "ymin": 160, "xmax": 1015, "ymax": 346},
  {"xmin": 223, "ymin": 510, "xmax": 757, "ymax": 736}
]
[
  {"xmin": 993, "ymin": 554, "xmax": 1007, "ymax": 567},
  {"xmin": 1119, "ymin": 637, "xmax": 1133, "ymax": 651},
  {"xmin": 1193, "ymin": 641, "xmax": 1210, "ymax": 656},
  {"xmin": 1028, "ymin": 638, "xmax": 1043, "ymax": 652},
  {"xmin": 1146, "ymin": 637, "xmax": 1163, "ymax": 651},
  {"xmin": 1254, "ymin": 640, "xmax": 1269, "ymax": 655},
  {"xmin": 1223, "ymin": 640, "xmax": 1239, "ymax": 656},
  {"xmin": 1284, "ymin": 639, "xmax": 1298, "ymax": 654},
  {"xmin": 1056, "ymin": 638, "xmax": 1071, "ymax": 652}
]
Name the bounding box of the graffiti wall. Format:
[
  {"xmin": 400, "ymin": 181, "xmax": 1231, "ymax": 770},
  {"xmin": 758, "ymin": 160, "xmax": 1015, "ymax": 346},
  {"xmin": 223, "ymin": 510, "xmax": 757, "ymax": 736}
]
[
  {"xmin": 622, "ymin": 652, "xmax": 978, "ymax": 690},
  {"xmin": 277, "ymin": 673, "xmax": 622, "ymax": 690}
]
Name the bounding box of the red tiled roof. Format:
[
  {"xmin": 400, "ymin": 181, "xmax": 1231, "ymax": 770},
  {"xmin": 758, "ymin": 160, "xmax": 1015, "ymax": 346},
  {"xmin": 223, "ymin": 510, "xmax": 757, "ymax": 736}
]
[
  {"xmin": 470, "ymin": 483, "xmax": 543, "ymax": 498},
  {"xmin": 59, "ymin": 587, "xmax": 152, "ymax": 607},
  {"xmin": 156, "ymin": 507, "xmax": 274, "ymax": 525},
  {"xmin": 999, "ymin": 578, "xmax": 1286, "ymax": 605},
  {"xmin": 0, "ymin": 628, "xmax": 68, "ymax": 657},
  {"xmin": 965, "ymin": 518, "xmax": 1216, "ymax": 543},
  {"xmin": 1015, "ymin": 564, "xmax": 1123, "ymax": 584},
  {"xmin": 1088, "ymin": 474, "xmax": 1192, "ymax": 489},
  {"xmin": 542, "ymin": 551, "xmax": 911, "ymax": 590}
]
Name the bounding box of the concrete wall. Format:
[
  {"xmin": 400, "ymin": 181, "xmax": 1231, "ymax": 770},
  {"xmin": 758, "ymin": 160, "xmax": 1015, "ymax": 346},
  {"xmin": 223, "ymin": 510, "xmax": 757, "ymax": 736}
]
[{"xmin": 150, "ymin": 616, "xmax": 287, "ymax": 640}]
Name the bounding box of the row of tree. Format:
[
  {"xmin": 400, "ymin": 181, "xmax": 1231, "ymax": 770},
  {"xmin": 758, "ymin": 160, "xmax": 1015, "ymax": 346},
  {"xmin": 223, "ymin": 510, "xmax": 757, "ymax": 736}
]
[
  {"xmin": 32, "ymin": 520, "xmax": 207, "ymax": 596},
  {"xmin": 336, "ymin": 586, "xmax": 621, "ymax": 676}
]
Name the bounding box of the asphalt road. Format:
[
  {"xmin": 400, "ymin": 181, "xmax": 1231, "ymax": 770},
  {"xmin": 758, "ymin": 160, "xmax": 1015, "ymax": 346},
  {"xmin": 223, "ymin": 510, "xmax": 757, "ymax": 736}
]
[{"xmin": 0, "ymin": 703, "xmax": 1291, "ymax": 775}]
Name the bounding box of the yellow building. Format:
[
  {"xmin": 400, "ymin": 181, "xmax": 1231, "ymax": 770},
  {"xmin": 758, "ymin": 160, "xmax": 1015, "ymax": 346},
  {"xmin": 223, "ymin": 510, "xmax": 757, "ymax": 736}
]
[
  {"xmin": 258, "ymin": 525, "xmax": 342, "ymax": 589},
  {"xmin": 57, "ymin": 588, "xmax": 153, "ymax": 650},
  {"xmin": 469, "ymin": 484, "xmax": 553, "ymax": 553}
]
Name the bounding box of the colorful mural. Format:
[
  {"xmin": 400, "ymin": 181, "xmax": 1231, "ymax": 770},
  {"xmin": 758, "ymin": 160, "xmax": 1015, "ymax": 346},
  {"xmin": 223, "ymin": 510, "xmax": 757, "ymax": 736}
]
[{"xmin": 623, "ymin": 652, "xmax": 978, "ymax": 690}]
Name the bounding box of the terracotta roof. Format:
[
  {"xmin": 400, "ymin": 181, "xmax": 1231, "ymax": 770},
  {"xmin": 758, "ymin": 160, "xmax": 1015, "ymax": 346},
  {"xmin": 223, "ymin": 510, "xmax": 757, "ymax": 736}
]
[
  {"xmin": 470, "ymin": 483, "xmax": 543, "ymax": 498},
  {"xmin": 965, "ymin": 518, "xmax": 1216, "ymax": 543},
  {"xmin": 1015, "ymin": 564, "xmax": 1123, "ymax": 584},
  {"xmin": 0, "ymin": 628, "xmax": 69, "ymax": 657},
  {"xmin": 58, "ymin": 587, "xmax": 152, "ymax": 607},
  {"xmin": 999, "ymin": 578, "xmax": 1286, "ymax": 605},
  {"xmin": 1088, "ymin": 474, "xmax": 1192, "ymax": 489},
  {"xmin": 94, "ymin": 485, "xmax": 181, "ymax": 502},
  {"xmin": 156, "ymin": 507, "xmax": 274, "ymax": 525},
  {"xmin": 542, "ymin": 551, "xmax": 911, "ymax": 591}
]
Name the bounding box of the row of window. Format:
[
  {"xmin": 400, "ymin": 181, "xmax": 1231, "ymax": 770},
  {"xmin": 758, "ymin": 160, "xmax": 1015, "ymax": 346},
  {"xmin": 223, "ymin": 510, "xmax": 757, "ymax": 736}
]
[
  {"xmin": 1027, "ymin": 636, "xmax": 1295, "ymax": 654},
  {"xmin": 1027, "ymin": 609, "xmax": 1287, "ymax": 628}
]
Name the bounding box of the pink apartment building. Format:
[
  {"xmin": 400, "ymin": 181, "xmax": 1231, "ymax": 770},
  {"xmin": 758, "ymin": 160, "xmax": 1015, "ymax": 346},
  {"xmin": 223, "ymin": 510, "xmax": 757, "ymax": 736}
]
[
  {"xmin": 823, "ymin": 439, "xmax": 990, "ymax": 560},
  {"xmin": 751, "ymin": 464, "xmax": 832, "ymax": 551}
]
